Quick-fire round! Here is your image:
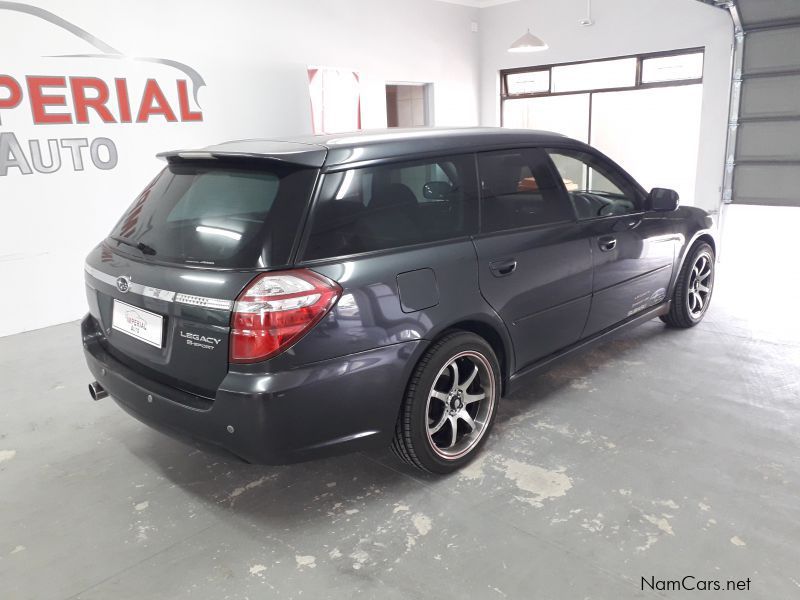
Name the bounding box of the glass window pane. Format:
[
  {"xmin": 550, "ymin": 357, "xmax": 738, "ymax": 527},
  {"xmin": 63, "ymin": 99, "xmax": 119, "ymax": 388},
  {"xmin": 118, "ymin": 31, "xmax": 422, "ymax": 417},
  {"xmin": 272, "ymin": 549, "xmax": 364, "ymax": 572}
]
[
  {"xmin": 550, "ymin": 154, "xmax": 588, "ymax": 192},
  {"xmin": 546, "ymin": 150, "xmax": 638, "ymax": 219},
  {"xmin": 502, "ymin": 94, "xmax": 590, "ymax": 142},
  {"xmin": 551, "ymin": 58, "xmax": 637, "ymax": 93},
  {"xmin": 303, "ymin": 156, "xmax": 478, "ymax": 260},
  {"xmin": 590, "ymin": 85, "xmax": 702, "ymax": 204},
  {"xmin": 506, "ymin": 70, "xmax": 550, "ymax": 95},
  {"xmin": 477, "ymin": 149, "xmax": 573, "ymax": 232},
  {"xmin": 641, "ymin": 52, "xmax": 704, "ymax": 83},
  {"xmin": 109, "ymin": 163, "xmax": 315, "ymax": 268}
]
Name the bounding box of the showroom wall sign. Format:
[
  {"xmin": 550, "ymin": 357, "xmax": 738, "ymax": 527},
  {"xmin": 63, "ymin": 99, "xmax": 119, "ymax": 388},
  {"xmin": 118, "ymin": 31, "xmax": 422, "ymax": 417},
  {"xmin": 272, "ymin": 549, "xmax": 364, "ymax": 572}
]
[
  {"xmin": 0, "ymin": 1, "xmax": 206, "ymax": 176},
  {"xmin": 0, "ymin": 1, "xmax": 322, "ymax": 337}
]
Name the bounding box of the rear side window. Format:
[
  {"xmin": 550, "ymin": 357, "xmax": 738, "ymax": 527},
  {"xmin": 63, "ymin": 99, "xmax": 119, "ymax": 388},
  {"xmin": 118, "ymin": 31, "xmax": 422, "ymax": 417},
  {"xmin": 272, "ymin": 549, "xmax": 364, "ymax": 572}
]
[
  {"xmin": 302, "ymin": 155, "xmax": 478, "ymax": 260},
  {"xmin": 108, "ymin": 161, "xmax": 316, "ymax": 268},
  {"xmin": 477, "ymin": 148, "xmax": 573, "ymax": 232}
]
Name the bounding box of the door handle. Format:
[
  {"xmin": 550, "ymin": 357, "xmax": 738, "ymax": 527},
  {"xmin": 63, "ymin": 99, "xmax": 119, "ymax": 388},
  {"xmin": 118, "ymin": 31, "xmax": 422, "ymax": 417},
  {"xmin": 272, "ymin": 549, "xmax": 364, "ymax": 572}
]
[
  {"xmin": 598, "ymin": 236, "xmax": 617, "ymax": 252},
  {"xmin": 624, "ymin": 218, "xmax": 641, "ymax": 230},
  {"xmin": 489, "ymin": 259, "xmax": 518, "ymax": 277}
]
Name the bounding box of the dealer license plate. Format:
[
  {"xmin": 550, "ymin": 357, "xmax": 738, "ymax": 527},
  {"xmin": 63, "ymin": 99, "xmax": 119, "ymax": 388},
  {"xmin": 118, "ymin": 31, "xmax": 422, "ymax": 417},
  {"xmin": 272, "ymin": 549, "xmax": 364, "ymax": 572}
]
[{"xmin": 112, "ymin": 299, "xmax": 164, "ymax": 348}]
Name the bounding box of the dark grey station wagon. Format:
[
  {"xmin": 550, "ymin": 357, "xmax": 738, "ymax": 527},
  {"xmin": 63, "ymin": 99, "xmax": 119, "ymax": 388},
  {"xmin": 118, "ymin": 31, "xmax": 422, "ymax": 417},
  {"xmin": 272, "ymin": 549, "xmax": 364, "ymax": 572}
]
[{"xmin": 83, "ymin": 128, "xmax": 717, "ymax": 473}]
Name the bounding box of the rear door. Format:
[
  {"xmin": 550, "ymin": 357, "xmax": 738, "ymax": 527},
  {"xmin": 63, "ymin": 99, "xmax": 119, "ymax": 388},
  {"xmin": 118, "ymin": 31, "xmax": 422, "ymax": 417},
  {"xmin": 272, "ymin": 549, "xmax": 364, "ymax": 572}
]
[
  {"xmin": 84, "ymin": 158, "xmax": 317, "ymax": 397},
  {"xmin": 545, "ymin": 148, "xmax": 677, "ymax": 336},
  {"xmin": 472, "ymin": 148, "xmax": 593, "ymax": 371},
  {"xmin": 295, "ymin": 153, "xmax": 482, "ymax": 360}
]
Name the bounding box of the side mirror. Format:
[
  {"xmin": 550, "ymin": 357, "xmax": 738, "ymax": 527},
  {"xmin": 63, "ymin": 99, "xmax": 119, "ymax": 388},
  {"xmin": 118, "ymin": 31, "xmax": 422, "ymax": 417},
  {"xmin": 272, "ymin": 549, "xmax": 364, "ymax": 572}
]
[
  {"xmin": 648, "ymin": 188, "xmax": 680, "ymax": 212},
  {"xmin": 423, "ymin": 181, "xmax": 453, "ymax": 200}
]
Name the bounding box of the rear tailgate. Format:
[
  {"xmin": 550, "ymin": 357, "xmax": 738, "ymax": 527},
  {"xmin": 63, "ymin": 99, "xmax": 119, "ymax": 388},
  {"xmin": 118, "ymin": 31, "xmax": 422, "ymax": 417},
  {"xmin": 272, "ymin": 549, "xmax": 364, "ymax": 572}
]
[
  {"xmin": 85, "ymin": 248, "xmax": 256, "ymax": 397},
  {"xmin": 85, "ymin": 153, "xmax": 321, "ymax": 397}
]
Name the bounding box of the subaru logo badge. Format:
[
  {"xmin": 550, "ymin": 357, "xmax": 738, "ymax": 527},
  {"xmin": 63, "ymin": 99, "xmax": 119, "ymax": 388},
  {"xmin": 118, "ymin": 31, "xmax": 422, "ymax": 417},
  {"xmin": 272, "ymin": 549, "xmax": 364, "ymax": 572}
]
[{"xmin": 116, "ymin": 276, "xmax": 131, "ymax": 293}]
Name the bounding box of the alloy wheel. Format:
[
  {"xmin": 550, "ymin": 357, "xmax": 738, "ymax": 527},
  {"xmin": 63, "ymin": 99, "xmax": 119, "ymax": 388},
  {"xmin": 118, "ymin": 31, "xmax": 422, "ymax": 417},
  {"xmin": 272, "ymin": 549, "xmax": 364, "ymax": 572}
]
[
  {"xmin": 425, "ymin": 350, "xmax": 496, "ymax": 460},
  {"xmin": 687, "ymin": 253, "xmax": 713, "ymax": 319}
]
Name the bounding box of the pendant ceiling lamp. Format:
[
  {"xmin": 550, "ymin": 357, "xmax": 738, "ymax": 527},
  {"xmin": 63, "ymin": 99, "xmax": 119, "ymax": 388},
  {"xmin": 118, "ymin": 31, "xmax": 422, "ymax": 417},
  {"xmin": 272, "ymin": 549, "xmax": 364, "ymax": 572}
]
[{"xmin": 507, "ymin": 28, "xmax": 548, "ymax": 53}]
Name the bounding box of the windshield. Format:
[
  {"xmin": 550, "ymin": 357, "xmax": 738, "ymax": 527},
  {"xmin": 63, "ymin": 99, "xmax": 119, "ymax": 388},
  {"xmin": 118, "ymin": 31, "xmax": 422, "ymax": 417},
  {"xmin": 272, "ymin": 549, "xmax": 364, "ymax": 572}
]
[{"xmin": 107, "ymin": 161, "xmax": 317, "ymax": 268}]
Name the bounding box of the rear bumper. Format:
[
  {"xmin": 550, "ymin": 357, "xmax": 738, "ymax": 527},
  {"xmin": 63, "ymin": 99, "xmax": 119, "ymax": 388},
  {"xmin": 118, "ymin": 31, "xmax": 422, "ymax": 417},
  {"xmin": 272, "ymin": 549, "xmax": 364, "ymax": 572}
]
[{"xmin": 82, "ymin": 315, "xmax": 422, "ymax": 464}]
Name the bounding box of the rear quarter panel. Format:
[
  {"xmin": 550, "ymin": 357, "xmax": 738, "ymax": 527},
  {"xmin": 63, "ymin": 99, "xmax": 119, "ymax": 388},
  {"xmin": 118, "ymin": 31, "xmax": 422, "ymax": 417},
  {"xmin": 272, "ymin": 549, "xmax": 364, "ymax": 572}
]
[{"xmin": 262, "ymin": 239, "xmax": 513, "ymax": 377}]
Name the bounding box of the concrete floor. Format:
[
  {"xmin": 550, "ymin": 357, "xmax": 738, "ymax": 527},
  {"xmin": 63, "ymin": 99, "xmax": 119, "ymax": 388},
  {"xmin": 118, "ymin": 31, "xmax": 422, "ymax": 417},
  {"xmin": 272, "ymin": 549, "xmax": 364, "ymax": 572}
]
[{"xmin": 1, "ymin": 232, "xmax": 799, "ymax": 598}]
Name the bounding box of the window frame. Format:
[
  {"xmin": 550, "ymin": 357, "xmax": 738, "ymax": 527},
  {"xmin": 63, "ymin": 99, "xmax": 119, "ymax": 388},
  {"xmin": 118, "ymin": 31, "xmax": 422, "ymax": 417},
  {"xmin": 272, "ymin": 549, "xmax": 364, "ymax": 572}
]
[
  {"xmin": 550, "ymin": 57, "xmax": 638, "ymax": 94},
  {"xmin": 296, "ymin": 153, "xmax": 480, "ymax": 264},
  {"xmin": 500, "ymin": 47, "xmax": 704, "ymax": 117}
]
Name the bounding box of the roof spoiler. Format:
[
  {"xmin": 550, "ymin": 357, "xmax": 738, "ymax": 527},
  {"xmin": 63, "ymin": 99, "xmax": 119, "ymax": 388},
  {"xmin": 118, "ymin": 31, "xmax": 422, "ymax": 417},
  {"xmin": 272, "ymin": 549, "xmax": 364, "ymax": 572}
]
[{"xmin": 157, "ymin": 140, "xmax": 327, "ymax": 168}]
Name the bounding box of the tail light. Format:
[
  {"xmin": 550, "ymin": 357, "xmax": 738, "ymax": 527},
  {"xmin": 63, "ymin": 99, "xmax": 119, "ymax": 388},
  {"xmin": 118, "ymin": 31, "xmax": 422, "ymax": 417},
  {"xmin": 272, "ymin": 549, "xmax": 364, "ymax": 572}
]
[{"xmin": 230, "ymin": 269, "xmax": 342, "ymax": 363}]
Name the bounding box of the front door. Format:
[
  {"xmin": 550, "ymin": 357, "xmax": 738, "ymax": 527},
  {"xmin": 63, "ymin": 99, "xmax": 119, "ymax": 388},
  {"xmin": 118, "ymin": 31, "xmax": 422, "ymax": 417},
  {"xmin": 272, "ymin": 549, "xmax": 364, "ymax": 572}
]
[
  {"xmin": 545, "ymin": 148, "xmax": 677, "ymax": 337},
  {"xmin": 472, "ymin": 148, "xmax": 593, "ymax": 371}
]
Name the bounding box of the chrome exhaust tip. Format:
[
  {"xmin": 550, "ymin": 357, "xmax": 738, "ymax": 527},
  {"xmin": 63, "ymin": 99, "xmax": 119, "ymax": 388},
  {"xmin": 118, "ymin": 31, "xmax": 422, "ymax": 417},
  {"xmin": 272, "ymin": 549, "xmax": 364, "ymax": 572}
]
[{"xmin": 88, "ymin": 381, "xmax": 108, "ymax": 401}]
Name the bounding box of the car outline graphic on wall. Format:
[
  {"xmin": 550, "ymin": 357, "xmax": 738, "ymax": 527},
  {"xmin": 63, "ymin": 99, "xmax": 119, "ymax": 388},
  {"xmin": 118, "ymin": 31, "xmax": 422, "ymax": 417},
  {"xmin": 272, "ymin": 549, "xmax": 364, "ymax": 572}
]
[{"xmin": 0, "ymin": 1, "xmax": 206, "ymax": 106}]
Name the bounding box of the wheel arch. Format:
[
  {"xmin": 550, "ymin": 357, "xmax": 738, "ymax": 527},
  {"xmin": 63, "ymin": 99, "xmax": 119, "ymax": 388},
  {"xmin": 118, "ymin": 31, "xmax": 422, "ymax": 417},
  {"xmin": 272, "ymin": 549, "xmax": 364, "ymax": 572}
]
[
  {"xmin": 693, "ymin": 233, "xmax": 716, "ymax": 256},
  {"xmin": 434, "ymin": 318, "xmax": 513, "ymax": 396},
  {"xmin": 670, "ymin": 230, "xmax": 717, "ymax": 296}
]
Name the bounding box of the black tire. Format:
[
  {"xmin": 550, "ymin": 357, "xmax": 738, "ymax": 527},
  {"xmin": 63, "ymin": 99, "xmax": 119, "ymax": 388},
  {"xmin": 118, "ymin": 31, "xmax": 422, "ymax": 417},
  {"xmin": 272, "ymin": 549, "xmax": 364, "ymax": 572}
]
[
  {"xmin": 391, "ymin": 331, "xmax": 501, "ymax": 474},
  {"xmin": 661, "ymin": 242, "xmax": 715, "ymax": 328}
]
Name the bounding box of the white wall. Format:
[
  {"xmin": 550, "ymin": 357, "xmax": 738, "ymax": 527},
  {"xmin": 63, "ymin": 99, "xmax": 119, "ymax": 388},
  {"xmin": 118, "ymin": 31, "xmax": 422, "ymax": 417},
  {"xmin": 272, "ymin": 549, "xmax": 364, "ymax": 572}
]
[
  {"xmin": 478, "ymin": 0, "xmax": 733, "ymax": 213},
  {"xmin": 0, "ymin": 0, "xmax": 736, "ymax": 337},
  {"xmin": 0, "ymin": 0, "xmax": 480, "ymax": 337}
]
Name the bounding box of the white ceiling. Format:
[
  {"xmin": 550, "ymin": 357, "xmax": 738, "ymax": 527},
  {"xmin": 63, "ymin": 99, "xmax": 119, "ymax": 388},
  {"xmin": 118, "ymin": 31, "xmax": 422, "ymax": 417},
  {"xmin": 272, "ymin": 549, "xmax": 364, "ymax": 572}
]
[{"xmin": 432, "ymin": 0, "xmax": 521, "ymax": 8}]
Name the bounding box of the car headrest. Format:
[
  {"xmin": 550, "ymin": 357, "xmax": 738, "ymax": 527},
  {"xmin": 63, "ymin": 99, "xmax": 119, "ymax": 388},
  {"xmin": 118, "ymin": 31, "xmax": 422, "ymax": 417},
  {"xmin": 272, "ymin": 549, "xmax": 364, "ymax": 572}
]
[
  {"xmin": 482, "ymin": 155, "xmax": 528, "ymax": 197},
  {"xmin": 371, "ymin": 183, "xmax": 418, "ymax": 210}
]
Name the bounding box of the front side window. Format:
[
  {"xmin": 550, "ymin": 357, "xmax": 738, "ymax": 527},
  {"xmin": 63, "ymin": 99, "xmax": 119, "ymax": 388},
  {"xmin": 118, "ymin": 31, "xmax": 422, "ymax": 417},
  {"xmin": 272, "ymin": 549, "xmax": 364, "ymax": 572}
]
[
  {"xmin": 546, "ymin": 150, "xmax": 640, "ymax": 219},
  {"xmin": 303, "ymin": 155, "xmax": 478, "ymax": 260},
  {"xmin": 477, "ymin": 148, "xmax": 573, "ymax": 233}
]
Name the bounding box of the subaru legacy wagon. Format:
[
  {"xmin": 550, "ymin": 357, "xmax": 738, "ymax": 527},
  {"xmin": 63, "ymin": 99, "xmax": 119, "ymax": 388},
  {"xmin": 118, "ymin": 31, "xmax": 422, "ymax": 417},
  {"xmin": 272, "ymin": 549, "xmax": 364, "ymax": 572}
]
[{"xmin": 82, "ymin": 128, "xmax": 716, "ymax": 473}]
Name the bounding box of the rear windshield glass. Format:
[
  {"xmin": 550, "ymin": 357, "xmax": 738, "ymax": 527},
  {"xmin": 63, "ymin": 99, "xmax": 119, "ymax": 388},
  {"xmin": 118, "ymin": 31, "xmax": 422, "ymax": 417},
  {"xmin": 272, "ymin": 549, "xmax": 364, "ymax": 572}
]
[{"xmin": 108, "ymin": 161, "xmax": 317, "ymax": 268}]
